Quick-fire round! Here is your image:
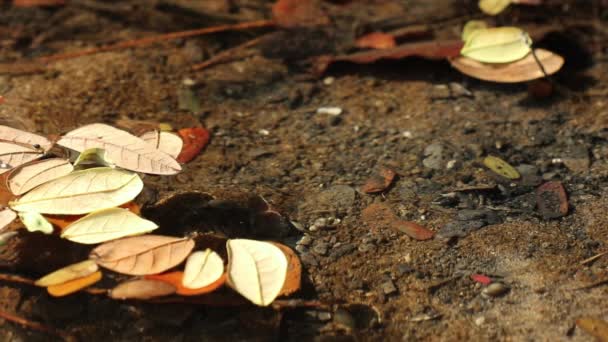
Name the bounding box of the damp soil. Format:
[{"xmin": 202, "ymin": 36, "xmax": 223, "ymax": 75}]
[{"xmin": 1, "ymin": 1, "xmax": 608, "ymax": 341}]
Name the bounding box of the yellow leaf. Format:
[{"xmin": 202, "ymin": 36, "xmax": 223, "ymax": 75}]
[
  {"xmin": 462, "ymin": 20, "xmax": 488, "ymax": 42},
  {"xmin": 483, "ymin": 156, "xmax": 520, "ymax": 179},
  {"xmin": 18, "ymin": 211, "xmax": 53, "ymax": 234},
  {"xmin": 478, "ymin": 0, "xmax": 511, "ymax": 15},
  {"xmin": 47, "ymin": 270, "xmax": 102, "ymax": 297},
  {"xmin": 576, "ymin": 317, "xmax": 608, "ymax": 342},
  {"xmin": 73, "ymin": 148, "xmax": 114, "ymax": 170},
  {"xmin": 35, "ymin": 260, "xmax": 98, "ymax": 287},
  {"xmin": 461, "ymin": 27, "xmax": 532, "ymax": 64}
]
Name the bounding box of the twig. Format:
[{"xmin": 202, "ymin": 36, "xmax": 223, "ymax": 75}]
[
  {"xmin": 35, "ymin": 20, "xmax": 275, "ymax": 64},
  {"xmin": 0, "ymin": 309, "xmax": 73, "ymax": 340},
  {"xmin": 580, "ymin": 251, "xmax": 608, "ymax": 266},
  {"xmin": 191, "ymin": 34, "xmax": 267, "ymax": 71}
]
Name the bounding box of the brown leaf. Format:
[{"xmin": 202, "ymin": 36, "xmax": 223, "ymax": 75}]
[
  {"xmin": 314, "ymin": 39, "xmax": 464, "ymax": 75},
  {"xmin": 391, "ymin": 221, "xmax": 434, "ymax": 241},
  {"xmin": 576, "ymin": 317, "xmax": 608, "ymax": 342},
  {"xmin": 360, "ymin": 167, "xmax": 396, "ymax": 194},
  {"xmin": 361, "ymin": 203, "xmax": 434, "ymax": 240},
  {"xmin": 449, "ymin": 48, "xmax": 564, "ymax": 83},
  {"xmin": 355, "ymin": 32, "xmax": 396, "ymax": 50},
  {"xmin": 272, "ymin": 0, "xmax": 329, "ymax": 28},
  {"xmin": 176, "ymin": 127, "xmax": 210, "ymax": 163},
  {"xmin": 110, "ymin": 279, "xmax": 176, "ymax": 300},
  {"xmin": 272, "ymin": 242, "xmax": 301, "ymax": 297},
  {"xmin": 90, "ymin": 235, "xmax": 195, "ymax": 276}
]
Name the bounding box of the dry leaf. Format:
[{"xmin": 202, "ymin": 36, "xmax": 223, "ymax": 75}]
[
  {"xmin": 57, "ymin": 123, "xmax": 181, "ymax": 175},
  {"xmin": 35, "ymin": 260, "xmax": 98, "ymax": 287},
  {"xmin": 140, "ymin": 131, "xmax": 183, "ymax": 159},
  {"xmin": 61, "ymin": 207, "xmax": 158, "ymax": 244},
  {"xmin": 360, "ymin": 167, "xmax": 396, "ymax": 194},
  {"xmin": 110, "ymin": 279, "xmax": 176, "ymax": 300},
  {"xmin": 355, "ymin": 32, "xmax": 396, "ymax": 50},
  {"xmin": 90, "ymin": 235, "xmax": 195, "ymax": 275},
  {"xmin": 7, "ymin": 158, "xmax": 73, "ymax": 195},
  {"xmin": 47, "ymin": 271, "xmax": 102, "ymax": 297},
  {"xmin": 478, "ymin": 0, "xmax": 511, "ymax": 15},
  {"xmin": 361, "ymin": 203, "xmax": 434, "ymax": 240},
  {"xmin": 44, "ymin": 201, "xmax": 141, "ymax": 230},
  {"xmin": 450, "ymin": 48, "xmax": 563, "ymax": 83},
  {"xmin": 0, "ymin": 207, "xmax": 16, "ymax": 232},
  {"xmin": 576, "ymin": 317, "xmax": 608, "ymax": 342},
  {"xmin": 19, "ymin": 211, "xmax": 54, "ymax": 234},
  {"xmin": 483, "ymin": 156, "xmax": 520, "ymax": 179},
  {"xmin": 146, "ymin": 271, "xmax": 227, "ymax": 296},
  {"xmin": 461, "ymin": 27, "xmax": 532, "ymax": 63},
  {"xmin": 176, "ymin": 127, "xmax": 210, "ymax": 163},
  {"xmin": 182, "ymin": 249, "xmax": 224, "ymax": 289},
  {"xmin": 73, "ymin": 148, "xmax": 114, "ymax": 170},
  {"xmin": 273, "ymin": 242, "xmax": 301, "ymax": 297},
  {"xmin": 10, "ymin": 167, "xmax": 143, "ymax": 215},
  {"xmin": 0, "ymin": 141, "xmax": 45, "ymax": 175},
  {"xmin": 226, "ymin": 239, "xmax": 288, "ymax": 306},
  {"xmin": 0, "ymin": 125, "xmax": 52, "ymax": 151}
]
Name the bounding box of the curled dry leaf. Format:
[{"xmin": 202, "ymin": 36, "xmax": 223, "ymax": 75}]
[
  {"xmin": 576, "ymin": 317, "xmax": 608, "ymax": 342},
  {"xmin": 140, "ymin": 131, "xmax": 183, "ymax": 159},
  {"xmin": 90, "ymin": 235, "xmax": 195, "ymax": 276},
  {"xmin": 146, "ymin": 271, "xmax": 227, "ymax": 296},
  {"xmin": 176, "ymin": 127, "xmax": 210, "ymax": 163},
  {"xmin": 451, "ymin": 48, "xmax": 563, "ymax": 83},
  {"xmin": 182, "ymin": 249, "xmax": 224, "ymax": 289},
  {"xmin": 35, "ymin": 260, "xmax": 98, "ymax": 287},
  {"xmin": 47, "ymin": 270, "xmax": 102, "ymax": 297},
  {"xmin": 0, "ymin": 207, "xmax": 16, "ymax": 232},
  {"xmin": 18, "ymin": 211, "xmax": 53, "ymax": 234},
  {"xmin": 226, "ymin": 239, "xmax": 288, "ymax": 306},
  {"xmin": 272, "ymin": 242, "xmax": 301, "ymax": 297},
  {"xmin": 10, "ymin": 167, "xmax": 143, "ymax": 215},
  {"xmin": 61, "ymin": 207, "xmax": 158, "ymax": 244},
  {"xmin": 7, "ymin": 158, "xmax": 73, "ymax": 195},
  {"xmin": 57, "ymin": 123, "xmax": 181, "ymax": 175},
  {"xmin": 461, "ymin": 27, "xmax": 532, "ymax": 64},
  {"xmin": 110, "ymin": 279, "xmax": 176, "ymax": 300},
  {"xmin": 355, "ymin": 32, "xmax": 396, "ymax": 50}
]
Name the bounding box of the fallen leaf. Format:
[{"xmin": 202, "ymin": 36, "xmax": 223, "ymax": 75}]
[
  {"xmin": 355, "ymin": 32, "xmax": 396, "ymax": 50},
  {"xmin": 146, "ymin": 271, "xmax": 227, "ymax": 296},
  {"xmin": 462, "ymin": 20, "xmax": 488, "ymax": 41},
  {"xmin": 461, "ymin": 27, "xmax": 532, "ymax": 63},
  {"xmin": 182, "ymin": 249, "xmax": 224, "ymax": 289},
  {"xmin": 360, "ymin": 167, "xmax": 396, "ymax": 193},
  {"xmin": 470, "ymin": 274, "xmax": 492, "ymax": 285},
  {"xmin": 110, "ymin": 279, "xmax": 176, "ymax": 300},
  {"xmin": 44, "ymin": 201, "xmax": 141, "ymax": 230},
  {"xmin": 7, "ymin": 158, "xmax": 73, "ymax": 195},
  {"xmin": 272, "ymin": 242, "xmax": 301, "ymax": 297},
  {"xmin": 176, "ymin": 127, "xmax": 210, "ymax": 163},
  {"xmin": 47, "ymin": 271, "xmax": 102, "ymax": 297},
  {"xmin": 90, "ymin": 235, "xmax": 195, "ymax": 276},
  {"xmin": 35, "ymin": 260, "xmax": 98, "ymax": 287},
  {"xmin": 0, "ymin": 125, "xmax": 52, "ymax": 152},
  {"xmin": 362, "ymin": 203, "xmax": 434, "ymax": 240},
  {"xmin": 10, "ymin": 167, "xmax": 143, "ymax": 215},
  {"xmin": 314, "ymin": 39, "xmax": 464, "ymax": 75},
  {"xmin": 391, "ymin": 220, "xmax": 435, "ymax": 241},
  {"xmin": 61, "ymin": 208, "xmax": 158, "ymax": 244},
  {"xmin": 483, "ymin": 156, "xmax": 520, "ymax": 179},
  {"xmin": 73, "ymin": 148, "xmax": 114, "ymax": 170},
  {"xmin": 18, "ymin": 211, "xmax": 53, "ymax": 234},
  {"xmin": 0, "ymin": 207, "xmax": 16, "ymax": 231},
  {"xmin": 0, "ymin": 141, "xmax": 45, "ymax": 175},
  {"xmin": 478, "ymin": 0, "xmax": 511, "ymax": 15},
  {"xmin": 536, "ymin": 181, "xmax": 568, "ymax": 219},
  {"xmin": 12, "ymin": 0, "xmax": 65, "ymax": 7},
  {"xmin": 272, "ymin": 0, "xmax": 329, "ymax": 28},
  {"xmin": 576, "ymin": 317, "xmax": 608, "ymax": 342},
  {"xmin": 226, "ymin": 239, "xmax": 288, "ymax": 306},
  {"xmin": 450, "ymin": 48, "xmax": 564, "ymax": 83},
  {"xmin": 57, "ymin": 123, "xmax": 181, "ymax": 175},
  {"xmin": 140, "ymin": 131, "xmax": 183, "ymax": 159},
  {"xmin": 115, "ymin": 119, "xmax": 161, "ymax": 136}
]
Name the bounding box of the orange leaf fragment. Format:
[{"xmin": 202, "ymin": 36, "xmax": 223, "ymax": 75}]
[
  {"xmin": 272, "ymin": 242, "xmax": 301, "ymax": 297},
  {"xmin": 391, "ymin": 220, "xmax": 434, "ymax": 241},
  {"xmin": 176, "ymin": 127, "xmax": 210, "ymax": 163},
  {"xmin": 361, "ymin": 203, "xmax": 434, "ymax": 240},
  {"xmin": 360, "ymin": 167, "xmax": 396, "ymax": 194},
  {"xmin": 355, "ymin": 32, "xmax": 396, "ymax": 50},
  {"xmin": 272, "ymin": 0, "xmax": 329, "ymax": 28},
  {"xmin": 146, "ymin": 271, "xmax": 227, "ymax": 296},
  {"xmin": 46, "ymin": 271, "xmax": 102, "ymax": 297}
]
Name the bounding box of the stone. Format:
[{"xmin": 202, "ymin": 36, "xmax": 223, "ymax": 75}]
[
  {"xmin": 422, "ymin": 143, "xmax": 447, "ymax": 170},
  {"xmin": 482, "ymin": 282, "xmax": 509, "ymax": 297},
  {"xmin": 380, "ymin": 280, "xmax": 398, "ymax": 295}
]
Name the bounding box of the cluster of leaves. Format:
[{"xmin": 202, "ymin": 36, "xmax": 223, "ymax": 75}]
[{"xmin": 0, "ymin": 123, "xmax": 299, "ymax": 307}]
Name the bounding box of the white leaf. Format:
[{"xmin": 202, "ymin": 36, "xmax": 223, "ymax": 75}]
[
  {"xmin": 34, "ymin": 260, "xmax": 99, "ymax": 287},
  {"xmin": 9, "ymin": 167, "xmax": 143, "ymax": 214},
  {"xmin": 140, "ymin": 131, "xmax": 183, "ymax": 159},
  {"xmin": 57, "ymin": 123, "xmax": 181, "ymax": 175},
  {"xmin": 61, "ymin": 208, "xmax": 158, "ymax": 244},
  {"xmin": 0, "ymin": 125, "xmax": 52, "ymax": 151},
  {"xmin": 0, "ymin": 207, "xmax": 16, "ymax": 231},
  {"xmin": 182, "ymin": 249, "xmax": 224, "ymax": 289},
  {"xmin": 226, "ymin": 239, "xmax": 288, "ymax": 306},
  {"xmin": 18, "ymin": 211, "xmax": 53, "ymax": 234},
  {"xmin": 0, "ymin": 141, "xmax": 45, "ymax": 175},
  {"xmin": 7, "ymin": 158, "xmax": 74, "ymax": 195},
  {"xmin": 461, "ymin": 27, "xmax": 532, "ymax": 64}
]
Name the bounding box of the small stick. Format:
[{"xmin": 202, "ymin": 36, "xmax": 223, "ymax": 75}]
[
  {"xmin": 580, "ymin": 251, "xmax": 608, "ymax": 266},
  {"xmin": 0, "ymin": 309, "xmax": 73, "ymax": 340},
  {"xmin": 191, "ymin": 34, "xmax": 267, "ymax": 71}
]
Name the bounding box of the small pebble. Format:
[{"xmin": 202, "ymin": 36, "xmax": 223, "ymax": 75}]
[
  {"xmin": 482, "ymin": 282, "xmax": 509, "ymax": 298},
  {"xmin": 475, "ymin": 316, "xmax": 485, "ymax": 326},
  {"xmin": 297, "ymin": 235, "xmax": 313, "ymax": 246},
  {"xmin": 323, "ymin": 77, "xmax": 335, "ymax": 85},
  {"xmin": 312, "ymin": 241, "xmax": 329, "ymax": 256},
  {"xmin": 317, "ymin": 107, "xmax": 343, "ymax": 116},
  {"xmin": 380, "ymin": 280, "xmax": 398, "ymax": 295},
  {"xmin": 317, "ymin": 312, "xmax": 332, "ymax": 321}
]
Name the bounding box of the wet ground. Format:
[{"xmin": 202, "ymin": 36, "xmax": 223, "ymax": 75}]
[{"xmin": 1, "ymin": 1, "xmax": 608, "ymax": 341}]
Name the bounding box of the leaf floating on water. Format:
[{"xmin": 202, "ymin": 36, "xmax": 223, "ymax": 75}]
[
  {"xmin": 450, "ymin": 48, "xmax": 564, "ymax": 83},
  {"xmin": 461, "ymin": 27, "xmax": 532, "ymax": 63},
  {"xmin": 176, "ymin": 127, "xmax": 210, "ymax": 163},
  {"xmin": 140, "ymin": 131, "xmax": 183, "ymax": 159},
  {"xmin": 576, "ymin": 317, "xmax": 608, "ymax": 342},
  {"xmin": 18, "ymin": 211, "xmax": 53, "ymax": 234},
  {"xmin": 182, "ymin": 249, "xmax": 224, "ymax": 289},
  {"xmin": 57, "ymin": 123, "xmax": 181, "ymax": 175},
  {"xmin": 35, "ymin": 260, "xmax": 98, "ymax": 287},
  {"xmin": 47, "ymin": 271, "xmax": 102, "ymax": 297},
  {"xmin": 0, "ymin": 207, "xmax": 16, "ymax": 231},
  {"xmin": 61, "ymin": 208, "xmax": 158, "ymax": 244},
  {"xmin": 73, "ymin": 148, "xmax": 114, "ymax": 170},
  {"xmin": 146, "ymin": 271, "xmax": 226, "ymax": 296},
  {"xmin": 483, "ymin": 156, "xmax": 520, "ymax": 179},
  {"xmin": 90, "ymin": 235, "xmax": 195, "ymax": 276},
  {"xmin": 272, "ymin": 242, "xmax": 301, "ymax": 297},
  {"xmin": 7, "ymin": 158, "xmax": 73, "ymax": 195},
  {"xmin": 478, "ymin": 0, "xmax": 512, "ymax": 15},
  {"xmin": 462, "ymin": 20, "xmax": 488, "ymax": 41},
  {"xmin": 0, "ymin": 125, "xmax": 52, "ymax": 152},
  {"xmin": 10, "ymin": 167, "xmax": 143, "ymax": 215},
  {"xmin": 226, "ymin": 239, "xmax": 288, "ymax": 306},
  {"xmin": 110, "ymin": 279, "xmax": 176, "ymax": 300}
]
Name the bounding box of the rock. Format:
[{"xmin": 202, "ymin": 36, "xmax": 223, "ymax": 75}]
[
  {"xmin": 516, "ymin": 164, "xmax": 542, "ymax": 187},
  {"xmin": 300, "ymin": 252, "xmax": 319, "ymax": 266},
  {"xmin": 297, "ymin": 235, "xmax": 313, "ymax": 246},
  {"xmin": 312, "ymin": 241, "xmax": 329, "ymax": 256},
  {"xmin": 437, "ymin": 220, "xmax": 486, "ymax": 239},
  {"xmin": 482, "ymin": 282, "xmax": 509, "ymax": 297},
  {"xmin": 422, "ymin": 143, "xmax": 447, "ymax": 170},
  {"xmin": 457, "ymin": 209, "xmax": 500, "ymax": 224},
  {"xmin": 300, "ymin": 185, "xmax": 355, "ymax": 215},
  {"xmin": 357, "ymin": 243, "xmax": 375, "ymax": 253},
  {"xmin": 317, "ymin": 311, "xmax": 332, "ymax": 321},
  {"xmin": 562, "ymin": 145, "xmax": 590, "ymax": 174},
  {"xmin": 329, "ymin": 243, "xmax": 356, "ymax": 259},
  {"xmin": 380, "ymin": 280, "xmax": 398, "ymax": 295},
  {"xmin": 536, "ymin": 181, "xmax": 568, "ymax": 219}
]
